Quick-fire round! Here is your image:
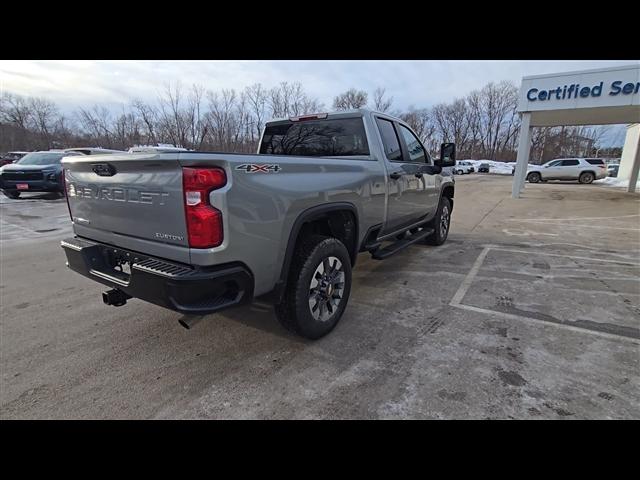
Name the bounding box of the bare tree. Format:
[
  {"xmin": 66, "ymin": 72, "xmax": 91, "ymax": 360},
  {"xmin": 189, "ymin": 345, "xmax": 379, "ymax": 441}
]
[
  {"xmin": 131, "ymin": 99, "xmax": 159, "ymax": 146},
  {"xmin": 1, "ymin": 93, "xmax": 33, "ymax": 130},
  {"xmin": 76, "ymin": 105, "xmax": 114, "ymax": 147},
  {"xmin": 183, "ymin": 84, "xmax": 208, "ymax": 150},
  {"xmin": 268, "ymin": 82, "xmax": 322, "ymax": 119},
  {"xmin": 206, "ymin": 89, "xmax": 240, "ymax": 151},
  {"xmin": 333, "ymin": 88, "xmax": 368, "ymax": 110},
  {"xmin": 244, "ymin": 83, "xmax": 268, "ymax": 142},
  {"xmin": 372, "ymin": 87, "xmax": 393, "ymax": 112},
  {"xmin": 399, "ymin": 107, "xmax": 438, "ymax": 154},
  {"xmin": 156, "ymin": 81, "xmax": 196, "ymax": 148}
]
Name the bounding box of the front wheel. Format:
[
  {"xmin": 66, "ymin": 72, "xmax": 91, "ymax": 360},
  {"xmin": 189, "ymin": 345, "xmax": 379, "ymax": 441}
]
[
  {"xmin": 275, "ymin": 234, "xmax": 352, "ymax": 340},
  {"xmin": 456, "ymin": 169, "xmax": 464, "ymax": 175},
  {"xmin": 424, "ymin": 197, "xmax": 452, "ymax": 246}
]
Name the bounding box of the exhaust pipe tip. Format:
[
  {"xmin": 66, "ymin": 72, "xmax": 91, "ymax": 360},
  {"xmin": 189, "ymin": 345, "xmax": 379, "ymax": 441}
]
[{"xmin": 179, "ymin": 315, "xmax": 204, "ymax": 330}]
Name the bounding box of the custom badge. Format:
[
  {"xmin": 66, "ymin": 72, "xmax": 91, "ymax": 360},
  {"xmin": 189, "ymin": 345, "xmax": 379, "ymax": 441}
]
[{"xmin": 236, "ymin": 164, "xmax": 281, "ymax": 173}]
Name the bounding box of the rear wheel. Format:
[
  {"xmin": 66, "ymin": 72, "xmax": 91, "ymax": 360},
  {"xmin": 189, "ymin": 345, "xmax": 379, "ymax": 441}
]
[
  {"xmin": 579, "ymin": 172, "xmax": 594, "ymax": 184},
  {"xmin": 275, "ymin": 234, "xmax": 352, "ymax": 340},
  {"xmin": 456, "ymin": 169, "xmax": 464, "ymax": 175},
  {"xmin": 424, "ymin": 197, "xmax": 451, "ymax": 246},
  {"xmin": 2, "ymin": 190, "xmax": 20, "ymax": 199},
  {"xmin": 527, "ymin": 172, "xmax": 541, "ymax": 183}
]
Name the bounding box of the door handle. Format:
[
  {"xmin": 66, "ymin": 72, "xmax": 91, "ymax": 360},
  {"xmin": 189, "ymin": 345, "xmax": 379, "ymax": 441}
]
[
  {"xmin": 389, "ymin": 172, "xmax": 402, "ymax": 180},
  {"xmin": 414, "ymin": 172, "xmax": 423, "ymax": 178}
]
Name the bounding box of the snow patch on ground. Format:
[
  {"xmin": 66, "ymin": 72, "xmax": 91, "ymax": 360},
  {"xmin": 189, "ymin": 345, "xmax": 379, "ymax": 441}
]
[{"xmin": 593, "ymin": 177, "xmax": 640, "ymax": 189}]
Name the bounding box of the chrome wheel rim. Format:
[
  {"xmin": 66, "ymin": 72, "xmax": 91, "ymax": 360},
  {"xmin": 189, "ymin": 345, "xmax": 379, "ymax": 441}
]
[
  {"xmin": 440, "ymin": 205, "xmax": 450, "ymax": 238},
  {"xmin": 308, "ymin": 256, "xmax": 345, "ymax": 322}
]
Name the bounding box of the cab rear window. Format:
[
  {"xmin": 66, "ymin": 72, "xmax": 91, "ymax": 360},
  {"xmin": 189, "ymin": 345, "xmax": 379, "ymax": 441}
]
[{"xmin": 260, "ymin": 118, "xmax": 369, "ymax": 157}]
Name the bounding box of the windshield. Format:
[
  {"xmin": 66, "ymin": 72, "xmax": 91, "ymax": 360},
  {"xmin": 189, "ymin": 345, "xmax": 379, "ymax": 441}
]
[{"xmin": 16, "ymin": 152, "xmax": 67, "ymax": 166}]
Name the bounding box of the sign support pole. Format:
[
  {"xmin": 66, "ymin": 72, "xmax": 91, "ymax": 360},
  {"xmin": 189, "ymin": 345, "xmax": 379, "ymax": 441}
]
[{"xmin": 512, "ymin": 112, "xmax": 532, "ymax": 199}]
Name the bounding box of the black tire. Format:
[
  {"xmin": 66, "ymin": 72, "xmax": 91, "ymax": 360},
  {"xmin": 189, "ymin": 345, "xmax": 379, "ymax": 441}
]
[
  {"xmin": 579, "ymin": 172, "xmax": 594, "ymax": 184},
  {"xmin": 2, "ymin": 190, "xmax": 20, "ymax": 199},
  {"xmin": 527, "ymin": 172, "xmax": 541, "ymax": 183},
  {"xmin": 424, "ymin": 197, "xmax": 452, "ymax": 246},
  {"xmin": 275, "ymin": 234, "xmax": 352, "ymax": 340},
  {"xmin": 456, "ymin": 169, "xmax": 464, "ymax": 175}
]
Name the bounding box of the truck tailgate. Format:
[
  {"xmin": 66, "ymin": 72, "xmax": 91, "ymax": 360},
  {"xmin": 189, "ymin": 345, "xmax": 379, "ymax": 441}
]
[{"xmin": 62, "ymin": 153, "xmax": 189, "ymax": 262}]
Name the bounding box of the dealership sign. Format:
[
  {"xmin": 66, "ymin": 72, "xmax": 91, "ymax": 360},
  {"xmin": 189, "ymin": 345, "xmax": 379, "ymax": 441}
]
[
  {"xmin": 527, "ymin": 80, "xmax": 639, "ymax": 102},
  {"xmin": 518, "ymin": 64, "xmax": 640, "ymax": 112}
]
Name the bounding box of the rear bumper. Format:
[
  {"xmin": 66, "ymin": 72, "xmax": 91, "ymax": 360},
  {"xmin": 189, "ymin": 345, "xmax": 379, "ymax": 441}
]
[{"xmin": 61, "ymin": 237, "xmax": 254, "ymax": 315}]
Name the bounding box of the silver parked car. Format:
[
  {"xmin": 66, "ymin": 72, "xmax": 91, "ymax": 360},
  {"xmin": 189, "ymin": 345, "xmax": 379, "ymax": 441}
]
[{"xmin": 526, "ymin": 158, "xmax": 607, "ymax": 184}]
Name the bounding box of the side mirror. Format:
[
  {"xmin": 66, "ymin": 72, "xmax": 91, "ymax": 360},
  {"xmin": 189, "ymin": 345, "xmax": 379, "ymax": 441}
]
[{"xmin": 435, "ymin": 143, "xmax": 456, "ymax": 167}]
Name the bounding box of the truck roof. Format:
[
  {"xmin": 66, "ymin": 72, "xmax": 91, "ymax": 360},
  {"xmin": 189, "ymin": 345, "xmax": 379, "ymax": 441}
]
[
  {"xmin": 265, "ymin": 108, "xmax": 400, "ymax": 125},
  {"xmin": 64, "ymin": 147, "xmax": 126, "ymax": 155},
  {"xmin": 128, "ymin": 146, "xmax": 190, "ymax": 153}
]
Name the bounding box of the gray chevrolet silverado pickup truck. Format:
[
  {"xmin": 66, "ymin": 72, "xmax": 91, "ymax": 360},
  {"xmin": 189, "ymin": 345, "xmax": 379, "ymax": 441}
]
[{"xmin": 61, "ymin": 109, "xmax": 456, "ymax": 339}]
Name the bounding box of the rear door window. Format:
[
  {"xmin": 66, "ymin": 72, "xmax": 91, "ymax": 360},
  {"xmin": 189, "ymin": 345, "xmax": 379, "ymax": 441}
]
[
  {"xmin": 259, "ymin": 117, "xmax": 369, "ymax": 157},
  {"xmin": 561, "ymin": 159, "xmax": 579, "ymax": 166}
]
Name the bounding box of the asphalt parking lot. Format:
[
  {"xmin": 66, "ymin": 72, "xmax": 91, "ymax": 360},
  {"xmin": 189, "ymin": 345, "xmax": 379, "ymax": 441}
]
[{"xmin": 1, "ymin": 176, "xmax": 639, "ymax": 419}]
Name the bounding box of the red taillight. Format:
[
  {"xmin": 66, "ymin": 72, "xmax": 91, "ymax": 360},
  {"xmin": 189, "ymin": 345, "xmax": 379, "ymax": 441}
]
[{"xmin": 182, "ymin": 167, "xmax": 226, "ymax": 248}]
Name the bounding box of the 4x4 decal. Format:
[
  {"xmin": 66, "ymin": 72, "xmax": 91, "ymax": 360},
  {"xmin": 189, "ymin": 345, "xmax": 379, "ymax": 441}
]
[{"xmin": 236, "ymin": 164, "xmax": 281, "ymax": 173}]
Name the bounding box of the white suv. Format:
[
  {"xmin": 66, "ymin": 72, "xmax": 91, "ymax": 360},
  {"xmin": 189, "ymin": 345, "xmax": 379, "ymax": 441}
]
[
  {"xmin": 454, "ymin": 161, "xmax": 475, "ymax": 175},
  {"xmin": 526, "ymin": 158, "xmax": 607, "ymax": 184}
]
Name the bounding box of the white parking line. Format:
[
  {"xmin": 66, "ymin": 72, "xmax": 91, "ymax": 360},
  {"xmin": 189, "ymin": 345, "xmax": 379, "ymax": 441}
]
[
  {"xmin": 450, "ymin": 247, "xmax": 490, "ymax": 306},
  {"xmin": 508, "ymin": 214, "xmax": 640, "ymax": 222},
  {"xmin": 494, "ymin": 248, "xmax": 640, "ymax": 266},
  {"xmin": 449, "ymin": 246, "xmax": 640, "ymax": 344},
  {"xmin": 452, "ymin": 302, "xmax": 639, "ymax": 344}
]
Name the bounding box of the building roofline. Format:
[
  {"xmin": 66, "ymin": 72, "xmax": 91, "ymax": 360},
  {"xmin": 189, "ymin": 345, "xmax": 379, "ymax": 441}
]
[{"xmin": 521, "ymin": 63, "xmax": 639, "ymax": 81}]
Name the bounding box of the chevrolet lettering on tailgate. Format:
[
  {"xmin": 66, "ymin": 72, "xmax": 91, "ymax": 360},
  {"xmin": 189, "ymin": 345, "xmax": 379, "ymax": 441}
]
[{"xmin": 68, "ymin": 184, "xmax": 170, "ymax": 206}]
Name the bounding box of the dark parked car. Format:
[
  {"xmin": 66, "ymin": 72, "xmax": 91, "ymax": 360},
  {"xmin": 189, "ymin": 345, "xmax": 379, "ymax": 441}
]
[
  {"xmin": 478, "ymin": 163, "xmax": 490, "ymax": 173},
  {"xmin": 607, "ymin": 164, "xmax": 619, "ymax": 177},
  {"xmin": 0, "ymin": 151, "xmax": 30, "ymax": 167},
  {"xmin": 0, "ymin": 150, "xmax": 83, "ymax": 199}
]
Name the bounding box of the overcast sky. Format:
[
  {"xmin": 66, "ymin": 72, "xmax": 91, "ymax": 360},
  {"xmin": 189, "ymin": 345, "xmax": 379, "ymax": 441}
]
[{"xmin": 1, "ymin": 59, "xmax": 637, "ymax": 145}]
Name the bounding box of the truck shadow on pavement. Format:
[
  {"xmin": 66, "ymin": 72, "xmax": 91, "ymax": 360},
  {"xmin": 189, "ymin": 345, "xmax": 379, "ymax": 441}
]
[
  {"xmin": 178, "ymin": 303, "xmax": 305, "ymax": 342},
  {"xmin": 180, "ymin": 244, "xmax": 438, "ymax": 343}
]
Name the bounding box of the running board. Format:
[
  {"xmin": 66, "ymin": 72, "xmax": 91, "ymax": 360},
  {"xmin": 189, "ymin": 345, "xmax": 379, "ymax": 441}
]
[{"xmin": 370, "ymin": 228, "xmax": 434, "ymax": 260}]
